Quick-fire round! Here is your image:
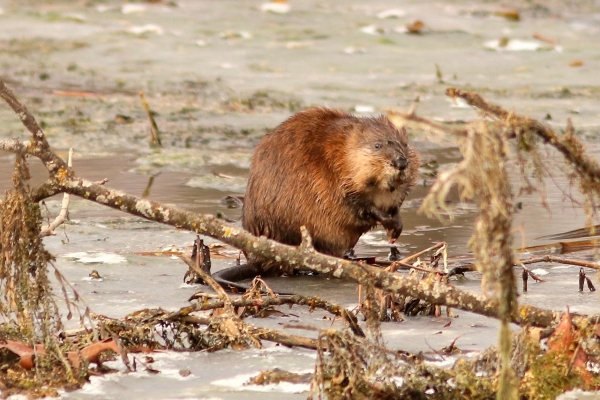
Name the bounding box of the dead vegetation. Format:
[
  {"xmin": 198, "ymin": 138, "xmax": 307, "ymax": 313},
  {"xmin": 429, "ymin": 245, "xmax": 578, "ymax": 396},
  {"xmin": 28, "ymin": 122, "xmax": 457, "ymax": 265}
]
[{"xmin": 1, "ymin": 80, "xmax": 600, "ymax": 399}]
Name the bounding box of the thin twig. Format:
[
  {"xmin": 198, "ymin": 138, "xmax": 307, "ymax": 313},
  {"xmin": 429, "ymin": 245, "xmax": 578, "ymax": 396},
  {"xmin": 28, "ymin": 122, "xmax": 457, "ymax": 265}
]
[
  {"xmin": 41, "ymin": 148, "xmax": 73, "ymax": 236},
  {"xmin": 180, "ymin": 252, "xmax": 232, "ymax": 311},
  {"xmin": 389, "ymin": 261, "xmax": 447, "ymax": 275},
  {"xmin": 387, "ymin": 242, "xmax": 446, "ymax": 273}
]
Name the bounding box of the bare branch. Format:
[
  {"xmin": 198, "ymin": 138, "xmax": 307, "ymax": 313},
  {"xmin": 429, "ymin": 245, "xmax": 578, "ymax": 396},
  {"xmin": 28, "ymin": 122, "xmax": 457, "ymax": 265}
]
[
  {"xmin": 386, "ymin": 109, "xmax": 469, "ymax": 138},
  {"xmin": 0, "ymin": 138, "xmax": 31, "ymax": 153},
  {"xmin": 0, "ymin": 151, "xmax": 571, "ymax": 328},
  {"xmin": 0, "ymin": 81, "xmax": 69, "ymax": 175},
  {"xmin": 41, "ymin": 148, "xmax": 72, "ymax": 237}
]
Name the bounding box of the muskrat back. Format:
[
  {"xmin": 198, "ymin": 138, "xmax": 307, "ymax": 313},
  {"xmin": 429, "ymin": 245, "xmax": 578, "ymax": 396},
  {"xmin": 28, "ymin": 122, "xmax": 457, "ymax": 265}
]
[{"xmin": 242, "ymin": 107, "xmax": 420, "ymax": 260}]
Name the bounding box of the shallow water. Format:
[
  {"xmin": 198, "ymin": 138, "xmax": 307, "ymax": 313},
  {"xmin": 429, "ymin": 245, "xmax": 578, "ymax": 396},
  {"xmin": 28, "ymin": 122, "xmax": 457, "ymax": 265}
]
[{"xmin": 1, "ymin": 0, "xmax": 600, "ymax": 398}]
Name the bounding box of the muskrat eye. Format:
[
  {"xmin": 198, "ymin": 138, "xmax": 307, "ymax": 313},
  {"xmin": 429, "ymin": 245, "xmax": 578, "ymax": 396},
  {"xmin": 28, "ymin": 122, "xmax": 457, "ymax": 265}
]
[{"xmin": 374, "ymin": 143, "xmax": 382, "ymax": 149}]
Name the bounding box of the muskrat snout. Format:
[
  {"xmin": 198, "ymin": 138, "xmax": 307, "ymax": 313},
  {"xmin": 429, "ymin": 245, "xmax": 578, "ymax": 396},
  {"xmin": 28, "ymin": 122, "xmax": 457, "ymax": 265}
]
[{"xmin": 392, "ymin": 157, "xmax": 408, "ymax": 171}]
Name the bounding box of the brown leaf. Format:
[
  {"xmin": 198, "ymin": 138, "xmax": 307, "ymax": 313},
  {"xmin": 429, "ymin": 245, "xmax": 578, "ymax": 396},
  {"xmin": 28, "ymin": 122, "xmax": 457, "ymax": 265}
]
[
  {"xmin": 68, "ymin": 338, "xmax": 120, "ymax": 368},
  {"xmin": 547, "ymin": 309, "xmax": 574, "ymax": 352},
  {"xmin": 0, "ymin": 340, "xmax": 46, "ymax": 370},
  {"xmin": 573, "ymin": 346, "xmax": 588, "ymax": 370},
  {"xmin": 0, "ymin": 340, "xmax": 35, "ymax": 357},
  {"xmin": 545, "ymin": 310, "xmax": 593, "ymax": 384},
  {"xmin": 533, "ymin": 32, "xmax": 557, "ymax": 45},
  {"xmin": 573, "ymin": 347, "xmax": 592, "ymax": 384},
  {"xmin": 19, "ymin": 355, "xmax": 35, "ymax": 370},
  {"xmin": 569, "ymin": 60, "xmax": 584, "ymax": 67},
  {"xmin": 406, "ymin": 20, "xmax": 424, "ymax": 34},
  {"xmin": 494, "ymin": 10, "xmax": 520, "ymax": 21}
]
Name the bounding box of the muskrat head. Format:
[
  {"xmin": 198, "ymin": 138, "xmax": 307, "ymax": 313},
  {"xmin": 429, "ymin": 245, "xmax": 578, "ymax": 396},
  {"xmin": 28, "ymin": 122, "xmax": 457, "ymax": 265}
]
[{"xmin": 344, "ymin": 117, "xmax": 414, "ymax": 193}]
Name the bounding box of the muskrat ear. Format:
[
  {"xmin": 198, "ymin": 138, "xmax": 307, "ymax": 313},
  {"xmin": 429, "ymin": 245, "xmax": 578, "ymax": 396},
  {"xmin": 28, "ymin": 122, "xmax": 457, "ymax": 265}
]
[
  {"xmin": 336, "ymin": 119, "xmax": 357, "ymax": 135},
  {"xmin": 379, "ymin": 115, "xmax": 405, "ymax": 135}
]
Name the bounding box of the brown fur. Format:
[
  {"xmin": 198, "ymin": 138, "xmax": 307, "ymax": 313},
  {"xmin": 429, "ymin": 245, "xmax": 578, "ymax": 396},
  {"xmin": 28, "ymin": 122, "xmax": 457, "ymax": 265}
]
[{"xmin": 242, "ymin": 107, "xmax": 420, "ymax": 263}]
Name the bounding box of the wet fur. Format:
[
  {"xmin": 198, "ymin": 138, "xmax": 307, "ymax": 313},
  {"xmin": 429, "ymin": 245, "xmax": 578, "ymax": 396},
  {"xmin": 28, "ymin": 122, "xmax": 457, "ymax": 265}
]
[{"xmin": 242, "ymin": 107, "xmax": 420, "ymax": 261}]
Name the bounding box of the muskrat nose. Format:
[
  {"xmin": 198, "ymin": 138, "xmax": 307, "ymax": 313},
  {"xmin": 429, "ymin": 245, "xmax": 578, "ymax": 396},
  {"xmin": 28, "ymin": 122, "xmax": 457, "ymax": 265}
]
[{"xmin": 392, "ymin": 157, "xmax": 408, "ymax": 171}]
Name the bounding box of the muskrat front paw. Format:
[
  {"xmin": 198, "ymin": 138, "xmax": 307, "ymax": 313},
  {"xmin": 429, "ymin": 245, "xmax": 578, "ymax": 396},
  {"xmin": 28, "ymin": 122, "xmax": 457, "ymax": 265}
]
[{"xmin": 381, "ymin": 216, "xmax": 403, "ymax": 243}]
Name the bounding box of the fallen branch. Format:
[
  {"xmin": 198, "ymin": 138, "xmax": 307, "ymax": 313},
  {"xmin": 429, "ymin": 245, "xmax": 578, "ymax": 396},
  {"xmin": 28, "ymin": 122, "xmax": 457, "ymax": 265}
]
[
  {"xmin": 168, "ymin": 294, "xmax": 347, "ymax": 320},
  {"xmin": 521, "ymin": 255, "xmax": 600, "ymax": 271},
  {"xmin": 450, "ymin": 253, "xmax": 600, "ymax": 273}
]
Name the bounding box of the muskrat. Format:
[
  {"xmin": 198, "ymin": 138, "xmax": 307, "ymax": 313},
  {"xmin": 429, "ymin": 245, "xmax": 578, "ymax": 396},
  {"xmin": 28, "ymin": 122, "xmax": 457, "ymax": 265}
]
[{"xmin": 241, "ymin": 107, "xmax": 420, "ymax": 271}]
